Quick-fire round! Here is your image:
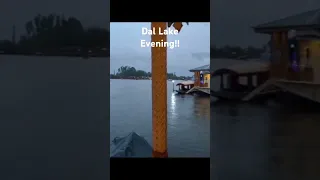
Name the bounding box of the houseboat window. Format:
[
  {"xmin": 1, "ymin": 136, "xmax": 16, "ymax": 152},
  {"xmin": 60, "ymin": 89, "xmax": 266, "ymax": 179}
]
[
  {"xmin": 200, "ymin": 73, "xmax": 204, "ymax": 84},
  {"xmin": 252, "ymin": 75, "xmax": 257, "ymax": 87},
  {"xmin": 238, "ymin": 76, "xmax": 248, "ymax": 86},
  {"xmin": 223, "ymin": 75, "xmax": 229, "ymax": 89},
  {"xmin": 291, "ymin": 52, "xmax": 298, "ymax": 71},
  {"xmin": 289, "ymin": 41, "xmax": 299, "ymax": 72}
]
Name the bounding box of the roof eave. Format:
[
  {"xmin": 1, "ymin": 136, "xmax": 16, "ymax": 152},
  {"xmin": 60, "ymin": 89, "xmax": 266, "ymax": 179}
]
[
  {"xmin": 189, "ymin": 69, "xmax": 210, "ymax": 72},
  {"xmin": 253, "ymin": 24, "xmax": 320, "ymax": 34}
]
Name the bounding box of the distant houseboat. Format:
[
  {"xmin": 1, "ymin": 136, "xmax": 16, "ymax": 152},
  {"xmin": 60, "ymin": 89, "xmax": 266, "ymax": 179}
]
[{"xmin": 175, "ymin": 81, "xmax": 194, "ymax": 94}]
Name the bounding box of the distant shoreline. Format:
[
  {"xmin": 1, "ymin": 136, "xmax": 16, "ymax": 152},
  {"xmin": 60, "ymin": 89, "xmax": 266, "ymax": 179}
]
[{"xmin": 110, "ymin": 78, "xmax": 183, "ymax": 80}]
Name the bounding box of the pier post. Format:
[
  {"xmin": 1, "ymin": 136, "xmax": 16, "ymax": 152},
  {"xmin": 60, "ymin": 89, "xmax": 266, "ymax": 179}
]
[
  {"xmin": 151, "ymin": 22, "xmax": 168, "ymax": 158},
  {"xmin": 220, "ymin": 75, "xmax": 224, "ymax": 89},
  {"xmin": 281, "ymin": 31, "xmax": 289, "ymax": 74},
  {"xmin": 270, "ymin": 32, "xmax": 284, "ymax": 78},
  {"xmin": 248, "ymin": 75, "xmax": 253, "ymax": 90}
]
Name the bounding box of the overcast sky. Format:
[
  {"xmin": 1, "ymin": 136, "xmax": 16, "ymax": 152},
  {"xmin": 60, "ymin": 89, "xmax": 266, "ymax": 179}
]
[
  {"xmin": 211, "ymin": 0, "xmax": 320, "ymax": 47},
  {"xmin": 110, "ymin": 23, "xmax": 210, "ymax": 76},
  {"xmin": 1, "ymin": 0, "xmax": 320, "ymax": 44},
  {"xmin": 1, "ymin": 0, "xmax": 320, "ymax": 72}
]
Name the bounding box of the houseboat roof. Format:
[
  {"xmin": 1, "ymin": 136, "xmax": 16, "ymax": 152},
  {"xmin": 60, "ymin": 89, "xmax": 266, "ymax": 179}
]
[
  {"xmin": 212, "ymin": 61, "xmax": 269, "ymax": 76},
  {"xmin": 189, "ymin": 64, "xmax": 210, "ymax": 72},
  {"xmin": 176, "ymin": 81, "xmax": 194, "ymax": 86},
  {"xmin": 253, "ymin": 8, "xmax": 320, "ymax": 33}
]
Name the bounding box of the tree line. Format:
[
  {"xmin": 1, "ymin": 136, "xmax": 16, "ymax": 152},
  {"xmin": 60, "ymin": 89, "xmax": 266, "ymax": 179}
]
[
  {"xmin": 111, "ymin": 66, "xmax": 192, "ymax": 80},
  {"xmin": 0, "ymin": 13, "xmax": 109, "ymax": 57},
  {"xmin": 0, "ymin": 14, "xmax": 268, "ymax": 59},
  {"xmin": 210, "ymin": 45, "xmax": 267, "ymax": 59}
]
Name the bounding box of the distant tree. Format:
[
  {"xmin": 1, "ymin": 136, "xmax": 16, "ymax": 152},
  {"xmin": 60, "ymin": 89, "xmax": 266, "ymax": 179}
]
[
  {"xmin": 112, "ymin": 66, "xmax": 190, "ymax": 80},
  {"xmin": 211, "ymin": 45, "xmax": 265, "ymax": 59},
  {"xmin": 16, "ymin": 13, "xmax": 109, "ymax": 53}
]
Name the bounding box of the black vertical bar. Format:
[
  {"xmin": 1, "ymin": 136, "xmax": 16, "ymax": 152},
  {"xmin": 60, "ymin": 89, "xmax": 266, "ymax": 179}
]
[{"xmin": 111, "ymin": 0, "xmax": 209, "ymax": 22}]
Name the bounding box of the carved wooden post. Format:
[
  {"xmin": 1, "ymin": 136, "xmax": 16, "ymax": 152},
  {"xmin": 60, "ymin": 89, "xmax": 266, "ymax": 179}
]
[
  {"xmin": 151, "ymin": 22, "xmax": 186, "ymax": 158},
  {"xmin": 151, "ymin": 22, "xmax": 168, "ymax": 157}
]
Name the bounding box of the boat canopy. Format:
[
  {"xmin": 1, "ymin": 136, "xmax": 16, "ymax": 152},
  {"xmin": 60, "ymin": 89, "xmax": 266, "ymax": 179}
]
[
  {"xmin": 176, "ymin": 81, "xmax": 194, "ymax": 86},
  {"xmin": 110, "ymin": 132, "xmax": 152, "ymax": 157}
]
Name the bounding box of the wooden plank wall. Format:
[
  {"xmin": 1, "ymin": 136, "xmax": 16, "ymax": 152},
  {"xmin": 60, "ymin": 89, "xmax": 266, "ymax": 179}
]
[
  {"xmin": 270, "ymin": 31, "xmax": 288, "ymax": 78},
  {"xmin": 194, "ymin": 72, "xmax": 200, "ymax": 87}
]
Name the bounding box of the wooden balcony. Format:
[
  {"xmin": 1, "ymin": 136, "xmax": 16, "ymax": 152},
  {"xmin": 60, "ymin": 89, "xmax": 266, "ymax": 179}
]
[{"xmin": 270, "ymin": 63, "xmax": 314, "ymax": 82}]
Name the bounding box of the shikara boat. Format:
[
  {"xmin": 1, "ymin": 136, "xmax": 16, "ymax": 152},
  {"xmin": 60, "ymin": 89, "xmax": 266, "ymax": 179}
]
[{"xmin": 175, "ymin": 81, "xmax": 194, "ymax": 94}]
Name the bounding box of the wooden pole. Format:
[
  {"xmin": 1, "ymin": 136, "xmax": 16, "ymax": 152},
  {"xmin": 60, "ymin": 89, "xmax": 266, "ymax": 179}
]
[{"xmin": 151, "ymin": 22, "xmax": 168, "ymax": 158}]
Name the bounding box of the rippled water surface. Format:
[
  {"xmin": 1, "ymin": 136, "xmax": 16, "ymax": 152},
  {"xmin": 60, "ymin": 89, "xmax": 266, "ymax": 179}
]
[
  {"xmin": 211, "ymin": 58, "xmax": 320, "ymax": 180},
  {"xmin": 0, "ymin": 55, "xmax": 108, "ymax": 180},
  {"xmin": 110, "ymin": 79, "xmax": 210, "ymax": 157}
]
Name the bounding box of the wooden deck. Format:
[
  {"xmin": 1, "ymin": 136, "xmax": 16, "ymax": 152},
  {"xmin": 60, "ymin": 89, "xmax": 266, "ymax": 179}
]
[
  {"xmin": 242, "ymin": 78, "xmax": 320, "ymax": 103},
  {"xmin": 273, "ymin": 80, "xmax": 320, "ymax": 103},
  {"xmin": 175, "ymin": 89, "xmax": 188, "ymax": 94},
  {"xmin": 211, "ymin": 90, "xmax": 248, "ymax": 100},
  {"xmin": 186, "ymin": 87, "xmax": 210, "ymax": 95},
  {"xmin": 242, "ymin": 79, "xmax": 276, "ymax": 101}
]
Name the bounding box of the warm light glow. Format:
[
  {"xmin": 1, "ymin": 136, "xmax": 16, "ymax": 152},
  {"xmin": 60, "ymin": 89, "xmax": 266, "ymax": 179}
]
[
  {"xmin": 204, "ymin": 74, "xmax": 211, "ymax": 88},
  {"xmin": 204, "ymin": 74, "xmax": 210, "ymax": 80},
  {"xmin": 170, "ymin": 93, "xmax": 176, "ymax": 113}
]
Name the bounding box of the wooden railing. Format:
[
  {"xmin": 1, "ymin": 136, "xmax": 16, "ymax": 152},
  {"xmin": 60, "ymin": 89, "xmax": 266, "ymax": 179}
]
[{"xmin": 270, "ymin": 63, "xmax": 314, "ymax": 82}]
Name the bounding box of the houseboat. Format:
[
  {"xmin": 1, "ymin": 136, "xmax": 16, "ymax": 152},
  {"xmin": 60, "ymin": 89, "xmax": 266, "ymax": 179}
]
[
  {"xmin": 187, "ymin": 65, "xmax": 210, "ymax": 96},
  {"xmin": 211, "ymin": 61, "xmax": 270, "ymax": 100},
  {"xmin": 175, "ymin": 81, "xmax": 194, "ymax": 94},
  {"xmin": 245, "ymin": 8, "xmax": 320, "ymax": 103},
  {"xmin": 212, "ymin": 9, "xmax": 320, "ymax": 103}
]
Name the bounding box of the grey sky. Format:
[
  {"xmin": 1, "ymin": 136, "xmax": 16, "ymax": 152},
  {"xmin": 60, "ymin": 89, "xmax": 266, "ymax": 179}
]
[
  {"xmin": 110, "ymin": 23, "xmax": 210, "ymax": 76},
  {"xmin": 1, "ymin": 0, "xmax": 320, "ymax": 49},
  {"xmin": 211, "ymin": 0, "xmax": 320, "ymax": 47}
]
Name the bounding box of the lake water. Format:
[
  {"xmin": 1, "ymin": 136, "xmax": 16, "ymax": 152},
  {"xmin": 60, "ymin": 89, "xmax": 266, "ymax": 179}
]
[
  {"xmin": 110, "ymin": 79, "xmax": 210, "ymax": 157},
  {"xmin": 0, "ymin": 55, "xmax": 109, "ymax": 180},
  {"xmin": 211, "ymin": 58, "xmax": 320, "ymax": 179},
  {"xmin": 2, "ymin": 55, "xmax": 320, "ymax": 179}
]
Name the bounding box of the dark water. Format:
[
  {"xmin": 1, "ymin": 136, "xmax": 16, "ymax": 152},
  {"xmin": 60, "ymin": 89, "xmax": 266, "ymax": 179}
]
[
  {"xmin": 211, "ymin": 59, "xmax": 320, "ymax": 180},
  {"xmin": 0, "ymin": 56, "xmax": 108, "ymax": 180},
  {"xmin": 110, "ymin": 79, "xmax": 210, "ymax": 157}
]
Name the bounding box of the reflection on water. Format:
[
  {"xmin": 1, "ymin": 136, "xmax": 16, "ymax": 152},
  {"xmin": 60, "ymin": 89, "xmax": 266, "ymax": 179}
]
[
  {"xmin": 210, "ymin": 59, "xmax": 320, "ymax": 179},
  {"xmin": 211, "ymin": 101, "xmax": 320, "ymax": 180},
  {"xmin": 0, "ymin": 56, "xmax": 108, "ymax": 180},
  {"xmin": 194, "ymin": 97, "xmax": 210, "ymax": 119},
  {"xmin": 111, "ymin": 80, "xmax": 210, "ymax": 157},
  {"xmin": 170, "ymin": 93, "xmax": 177, "ymax": 115}
]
